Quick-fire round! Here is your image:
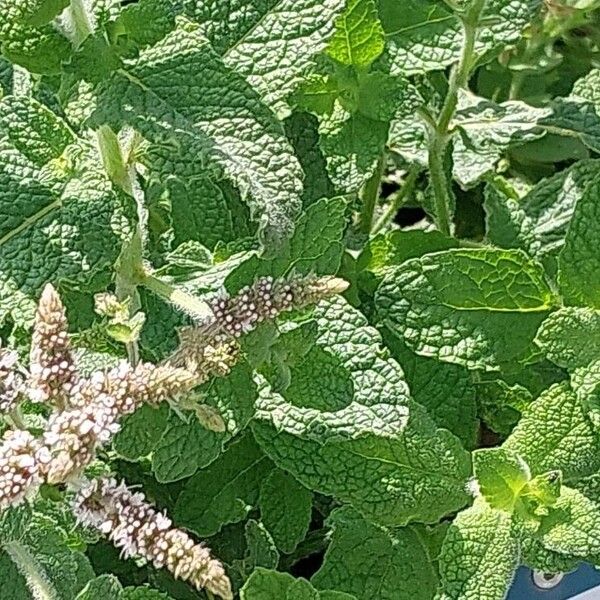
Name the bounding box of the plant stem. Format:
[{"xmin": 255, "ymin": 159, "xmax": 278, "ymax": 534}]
[
  {"xmin": 372, "ymin": 165, "xmax": 421, "ymax": 234},
  {"xmin": 426, "ymin": 0, "xmax": 486, "ymax": 236},
  {"xmin": 4, "ymin": 541, "xmax": 58, "ymax": 600},
  {"xmin": 359, "ymin": 153, "xmax": 386, "ymax": 235},
  {"xmin": 142, "ymin": 273, "xmax": 213, "ymax": 321},
  {"xmin": 96, "ymin": 125, "xmax": 132, "ymax": 194},
  {"xmin": 67, "ymin": 0, "xmax": 94, "ymax": 47}
]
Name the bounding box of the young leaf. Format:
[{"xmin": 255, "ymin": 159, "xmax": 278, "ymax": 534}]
[
  {"xmin": 259, "ymin": 470, "xmax": 312, "ymax": 554},
  {"xmin": 436, "ymin": 503, "xmax": 519, "ymax": 600},
  {"xmin": 243, "ymin": 520, "xmax": 279, "ymax": 574},
  {"xmin": 312, "ymin": 507, "xmax": 437, "ymax": 600},
  {"xmin": 473, "ymin": 448, "xmax": 531, "ymax": 512},
  {"xmin": 326, "ymin": 0, "xmax": 385, "ymax": 68},
  {"xmin": 376, "ymin": 248, "xmax": 554, "ymax": 370},
  {"xmin": 174, "ymin": 433, "xmax": 275, "ymax": 537},
  {"xmin": 504, "ymin": 381, "xmax": 600, "ymax": 480},
  {"xmin": 539, "ymin": 486, "xmax": 600, "ymax": 559}
]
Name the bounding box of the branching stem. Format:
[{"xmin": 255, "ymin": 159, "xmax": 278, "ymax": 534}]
[{"xmin": 425, "ymin": 0, "xmax": 486, "ymax": 235}]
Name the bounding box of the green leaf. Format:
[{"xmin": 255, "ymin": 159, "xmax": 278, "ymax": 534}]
[
  {"xmin": 76, "ymin": 575, "xmax": 123, "ymax": 600},
  {"xmin": 259, "ymin": 470, "xmax": 312, "ymax": 553},
  {"xmin": 113, "ymin": 404, "xmax": 169, "ymax": 461},
  {"xmin": 504, "ymin": 381, "xmax": 600, "ymax": 480},
  {"xmin": 452, "ymin": 92, "xmax": 550, "ymax": 188},
  {"xmin": 484, "ymin": 159, "xmax": 600, "ymax": 273},
  {"xmin": 0, "ymin": 0, "xmax": 71, "ymax": 74},
  {"xmin": 381, "ymin": 328, "xmax": 478, "ymax": 448},
  {"xmin": 326, "ymin": 0, "xmax": 385, "ymax": 68},
  {"xmin": 319, "ymin": 106, "xmax": 388, "ymax": 194},
  {"xmin": 241, "ymin": 568, "xmax": 357, "ymax": 600},
  {"xmin": 0, "ymin": 505, "xmax": 94, "ymax": 600},
  {"xmin": 536, "ymin": 307, "xmax": 600, "ymax": 370},
  {"xmin": 475, "ymin": 378, "xmax": 532, "ymax": 436},
  {"xmin": 90, "ymin": 25, "xmax": 303, "ymax": 250},
  {"xmin": 152, "ymin": 363, "xmax": 257, "ymax": 482},
  {"xmin": 542, "ymin": 98, "xmax": 600, "ymax": 155},
  {"xmin": 0, "ymin": 98, "xmax": 134, "ymax": 326},
  {"xmin": 183, "ymin": 0, "xmax": 347, "ymax": 116},
  {"xmin": 243, "ymin": 520, "xmax": 279, "ymax": 573},
  {"xmin": 226, "ymin": 197, "xmax": 348, "ymax": 293},
  {"xmin": 473, "ymin": 448, "xmax": 530, "ymax": 511},
  {"xmin": 359, "ymin": 230, "xmax": 459, "ymax": 278},
  {"xmin": 312, "ymin": 507, "xmax": 437, "ymax": 600},
  {"xmin": 284, "ymin": 112, "xmax": 336, "ymax": 206},
  {"xmin": 558, "ymin": 173, "xmax": 600, "ymax": 308},
  {"xmin": 376, "ymin": 248, "xmax": 554, "ymax": 370},
  {"xmin": 122, "ymin": 588, "xmax": 172, "ymax": 600},
  {"xmin": 253, "ymin": 297, "xmax": 471, "ymax": 526},
  {"xmin": 539, "ymin": 486, "xmax": 600, "ymax": 559},
  {"xmin": 174, "ymin": 433, "xmax": 274, "ymax": 536},
  {"xmin": 436, "ymin": 503, "xmax": 519, "ymax": 600},
  {"xmin": 381, "ymin": 0, "xmax": 541, "ymax": 76}
]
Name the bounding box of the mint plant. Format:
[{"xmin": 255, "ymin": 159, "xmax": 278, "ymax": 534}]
[{"xmin": 3, "ymin": 0, "xmax": 600, "ymax": 599}]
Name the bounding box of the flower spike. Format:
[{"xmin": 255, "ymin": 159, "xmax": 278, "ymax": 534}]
[
  {"xmin": 28, "ymin": 283, "xmax": 78, "ymax": 407},
  {"xmin": 74, "ymin": 478, "xmax": 233, "ymax": 600}
]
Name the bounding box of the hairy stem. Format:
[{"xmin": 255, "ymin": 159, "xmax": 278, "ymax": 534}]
[
  {"xmin": 66, "ymin": 0, "xmax": 94, "ymax": 47},
  {"xmin": 142, "ymin": 273, "xmax": 213, "ymax": 321},
  {"xmin": 96, "ymin": 126, "xmax": 132, "ymax": 194},
  {"xmin": 426, "ymin": 0, "xmax": 486, "ymax": 235},
  {"xmin": 359, "ymin": 153, "xmax": 386, "ymax": 235},
  {"xmin": 372, "ymin": 165, "xmax": 421, "ymax": 234},
  {"xmin": 3, "ymin": 541, "xmax": 58, "ymax": 600}
]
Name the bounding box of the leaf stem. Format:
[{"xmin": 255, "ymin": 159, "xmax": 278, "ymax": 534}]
[
  {"xmin": 141, "ymin": 272, "xmax": 214, "ymax": 322},
  {"xmin": 3, "ymin": 540, "xmax": 58, "ymax": 600},
  {"xmin": 425, "ymin": 0, "xmax": 486, "ymax": 235},
  {"xmin": 66, "ymin": 0, "xmax": 94, "ymax": 47},
  {"xmin": 372, "ymin": 165, "xmax": 421, "ymax": 234},
  {"xmin": 359, "ymin": 153, "xmax": 386, "ymax": 235}
]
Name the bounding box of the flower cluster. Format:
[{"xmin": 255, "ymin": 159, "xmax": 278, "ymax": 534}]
[
  {"xmin": 28, "ymin": 284, "xmax": 78, "ymax": 407},
  {"xmin": 0, "ymin": 347, "xmax": 23, "ymax": 413},
  {"xmin": 208, "ymin": 275, "xmax": 348, "ymax": 339},
  {"xmin": 74, "ymin": 477, "xmax": 232, "ymax": 600},
  {"xmin": 0, "ymin": 430, "xmax": 49, "ymax": 509}
]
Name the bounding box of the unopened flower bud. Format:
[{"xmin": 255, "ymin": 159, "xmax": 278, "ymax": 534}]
[{"xmin": 0, "ymin": 348, "xmax": 23, "ymax": 413}]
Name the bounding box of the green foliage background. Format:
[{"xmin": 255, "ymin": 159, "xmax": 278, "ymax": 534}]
[{"xmin": 3, "ymin": 0, "xmax": 600, "ymax": 598}]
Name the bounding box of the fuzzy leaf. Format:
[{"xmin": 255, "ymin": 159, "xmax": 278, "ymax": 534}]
[
  {"xmin": 504, "ymin": 381, "xmax": 600, "ymax": 480},
  {"xmin": 253, "ymin": 297, "xmax": 471, "ymax": 526},
  {"xmin": 382, "ymin": 0, "xmax": 541, "ymax": 76},
  {"xmin": 536, "ymin": 307, "xmax": 600, "ymax": 370},
  {"xmin": 259, "ymin": 470, "xmax": 312, "ymax": 553},
  {"xmin": 376, "ymin": 248, "xmax": 554, "ymax": 370},
  {"xmin": 242, "ymin": 568, "xmax": 356, "ymax": 600},
  {"xmin": 0, "ymin": 97, "xmax": 133, "ymax": 326},
  {"xmin": 174, "ymin": 433, "xmax": 274, "ymax": 537},
  {"xmin": 152, "ymin": 363, "xmax": 257, "ymax": 482},
  {"xmin": 312, "ymin": 507, "xmax": 437, "ymax": 600},
  {"xmin": 90, "ymin": 26, "xmax": 303, "ymax": 249},
  {"xmin": 436, "ymin": 503, "xmax": 519, "ymax": 600},
  {"xmin": 558, "ymin": 173, "xmax": 600, "ymax": 308},
  {"xmin": 183, "ymin": 0, "xmax": 346, "ymax": 115}
]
